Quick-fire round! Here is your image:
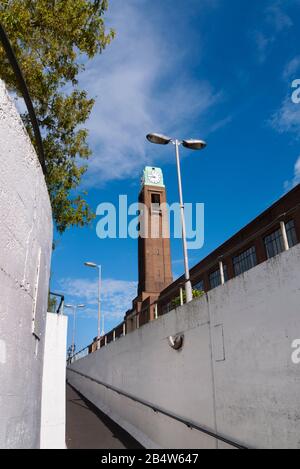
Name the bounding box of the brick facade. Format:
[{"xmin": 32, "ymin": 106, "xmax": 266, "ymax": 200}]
[{"xmin": 89, "ymin": 184, "xmax": 300, "ymax": 351}]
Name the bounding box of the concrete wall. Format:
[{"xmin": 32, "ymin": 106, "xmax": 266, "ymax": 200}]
[
  {"xmin": 67, "ymin": 244, "xmax": 300, "ymax": 449},
  {"xmin": 40, "ymin": 313, "xmax": 68, "ymax": 449},
  {"xmin": 0, "ymin": 80, "xmax": 53, "ymax": 448}
]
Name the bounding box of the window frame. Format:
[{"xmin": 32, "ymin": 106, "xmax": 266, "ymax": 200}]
[
  {"xmin": 286, "ymin": 219, "xmax": 298, "ymax": 248},
  {"xmin": 209, "ymin": 265, "xmax": 228, "ymax": 290},
  {"xmin": 193, "ymin": 279, "xmax": 205, "ymax": 292},
  {"xmin": 264, "ymin": 226, "xmax": 285, "ymax": 259},
  {"xmin": 233, "ymin": 245, "xmax": 257, "ymax": 276}
]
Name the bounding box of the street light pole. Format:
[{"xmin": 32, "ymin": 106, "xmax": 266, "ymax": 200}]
[
  {"xmin": 97, "ymin": 264, "xmax": 101, "ymax": 341},
  {"xmin": 101, "ymin": 311, "xmax": 105, "ymax": 337},
  {"xmin": 146, "ymin": 133, "xmax": 207, "ymax": 304},
  {"xmin": 174, "ymin": 139, "xmax": 193, "ymax": 303},
  {"xmin": 65, "ymin": 304, "xmax": 85, "ymax": 357},
  {"xmin": 84, "ymin": 262, "xmax": 102, "ymax": 348},
  {"xmin": 72, "ymin": 305, "xmax": 76, "ymax": 356}
]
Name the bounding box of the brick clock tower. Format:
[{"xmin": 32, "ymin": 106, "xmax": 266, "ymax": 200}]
[{"xmin": 127, "ymin": 167, "xmax": 173, "ymax": 329}]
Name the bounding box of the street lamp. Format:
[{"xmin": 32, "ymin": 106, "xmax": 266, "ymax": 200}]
[
  {"xmin": 146, "ymin": 133, "xmax": 207, "ymax": 303},
  {"xmin": 84, "ymin": 262, "xmax": 102, "ymax": 347},
  {"xmin": 65, "ymin": 304, "xmax": 85, "ymax": 357}
]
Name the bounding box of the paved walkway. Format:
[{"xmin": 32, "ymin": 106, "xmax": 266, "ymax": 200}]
[{"xmin": 66, "ymin": 384, "xmax": 143, "ymax": 449}]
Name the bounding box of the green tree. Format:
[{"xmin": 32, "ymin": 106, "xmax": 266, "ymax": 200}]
[
  {"xmin": 172, "ymin": 289, "xmax": 205, "ymax": 309},
  {"xmin": 48, "ymin": 293, "xmax": 57, "ymax": 313},
  {"xmin": 0, "ymin": 0, "xmax": 115, "ymax": 233}
]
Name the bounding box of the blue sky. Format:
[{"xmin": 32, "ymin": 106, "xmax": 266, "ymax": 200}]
[{"xmin": 50, "ymin": 0, "xmax": 300, "ymax": 352}]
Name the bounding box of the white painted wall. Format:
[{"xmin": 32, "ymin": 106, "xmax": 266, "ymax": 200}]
[
  {"xmin": 0, "ymin": 80, "xmax": 53, "ymax": 448},
  {"xmin": 67, "ymin": 244, "xmax": 300, "ymax": 449},
  {"xmin": 40, "ymin": 312, "xmax": 68, "ymax": 449}
]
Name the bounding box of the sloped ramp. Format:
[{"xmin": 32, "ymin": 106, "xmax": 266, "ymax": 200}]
[{"xmin": 66, "ymin": 384, "xmax": 142, "ymax": 449}]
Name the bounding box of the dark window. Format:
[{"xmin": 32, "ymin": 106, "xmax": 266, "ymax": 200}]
[
  {"xmin": 209, "ymin": 265, "xmax": 228, "ymax": 290},
  {"xmin": 151, "ymin": 193, "xmax": 161, "ymax": 204},
  {"xmin": 194, "ymin": 280, "xmax": 204, "ymax": 292},
  {"xmin": 264, "ymin": 228, "xmax": 284, "ymax": 259},
  {"xmin": 286, "ymin": 219, "xmax": 298, "ymax": 248},
  {"xmin": 162, "ymin": 302, "xmax": 173, "ymax": 315},
  {"xmin": 151, "ymin": 193, "xmax": 161, "ymax": 212},
  {"xmin": 233, "ymin": 246, "xmax": 257, "ymax": 276}
]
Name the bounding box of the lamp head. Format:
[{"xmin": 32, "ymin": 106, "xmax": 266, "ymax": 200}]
[
  {"xmin": 146, "ymin": 133, "xmax": 172, "ymax": 145},
  {"xmin": 84, "ymin": 262, "xmax": 97, "ymax": 268},
  {"xmin": 182, "ymin": 139, "xmax": 207, "ymax": 151}
]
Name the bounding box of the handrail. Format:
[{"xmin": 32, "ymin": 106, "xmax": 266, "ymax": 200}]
[
  {"xmin": 69, "ymin": 345, "xmax": 89, "ymax": 362},
  {"xmin": 67, "ymin": 367, "xmax": 249, "ymax": 450},
  {"xmin": 0, "ymin": 23, "xmax": 47, "ymax": 174}
]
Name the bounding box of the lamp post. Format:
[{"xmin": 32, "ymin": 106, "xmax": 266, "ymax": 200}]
[
  {"xmin": 84, "ymin": 262, "xmax": 102, "ymax": 347},
  {"xmin": 146, "ymin": 133, "xmax": 207, "ymax": 303},
  {"xmin": 65, "ymin": 304, "xmax": 85, "ymax": 357},
  {"xmin": 101, "ymin": 312, "xmax": 105, "ymax": 337}
]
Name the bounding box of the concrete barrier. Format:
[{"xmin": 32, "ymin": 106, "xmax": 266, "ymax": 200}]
[
  {"xmin": 68, "ymin": 244, "xmax": 300, "ymax": 449},
  {"xmin": 0, "ymin": 80, "xmax": 52, "ymax": 448},
  {"xmin": 40, "ymin": 313, "xmax": 68, "ymax": 449}
]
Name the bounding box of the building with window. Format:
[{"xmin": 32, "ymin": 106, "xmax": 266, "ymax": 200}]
[
  {"xmin": 233, "ymin": 246, "xmax": 257, "ymax": 276},
  {"xmin": 89, "ymin": 181, "xmax": 300, "ymax": 349},
  {"xmin": 157, "ymin": 184, "xmax": 300, "ymax": 315}
]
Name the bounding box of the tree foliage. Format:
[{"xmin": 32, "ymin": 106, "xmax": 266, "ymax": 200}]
[
  {"xmin": 172, "ymin": 289, "xmax": 205, "ymax": 308},
  {"xmin": 48, "ymin": 293, "xmax": 57, "ymax": 313},
  {"xmin": 0, "ymin": 0, "xmax": 114, "ymax": 233}
]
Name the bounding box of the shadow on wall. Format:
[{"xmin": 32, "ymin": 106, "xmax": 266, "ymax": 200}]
[{"xmin": 0, "ymin": 79, "xmax": 53, "ymax": 449}]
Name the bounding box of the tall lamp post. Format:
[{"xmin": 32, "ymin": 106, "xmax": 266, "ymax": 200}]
[
  {"xmin": 101, "ymin": 312, "xmax": 105, "ymax": 337},
  {"xmin": 84, "ymin": 262, "xmax": 102, "ymax": 348},
  {"xmin": 146, "ymin": 133, "xmax": 207, "ymax": 303},
  {"xmin": 65, "ymin": 304, "xmax": 85, "ymax": 357}
]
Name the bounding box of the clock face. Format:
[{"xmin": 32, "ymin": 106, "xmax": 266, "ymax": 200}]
[{"xmin": 148, "ymin": 169, "xmax": 161, "ymax": 184}]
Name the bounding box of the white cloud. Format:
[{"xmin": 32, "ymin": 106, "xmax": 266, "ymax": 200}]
[
  {"xmin": 253, "ymin": 31, "xmax": 275, "ymax": 64},
  {"xmin": 209, "ymin": 115, "xmax": 233, "ymax": 133},
  {"xmin": 60, "ymin": 277, "xmax": 137, "ymax": 322},
  {"xmin": 252, "ymin": 1, "xmax": 293, "ymax": 63},
  {"xmin": 284, "ymin": 156, "xmax": 300, "ymax": 191},
  {"xmin": 265, "ymin": 4, "xmax": 293, "ymax": 32},
  {"xmin": 269, "ymin": 96, "xmax": 300, "ymax": 135},
  {"xmin": 283, "ymin": 56, "xmax": 300, "ymax": 81},
  {"xmin": 78, "ymin": 0, "xmax": 222, "ymax": 186},
  {"xmin": 293, "ymin": 157, "xmax": 300, "ymax": 184}
]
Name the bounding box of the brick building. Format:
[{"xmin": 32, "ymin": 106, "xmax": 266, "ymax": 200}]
[
  {"xmin": 157, "ymin": 183, "xmax": 300, "ymax": 315},
  {"xmin": 126, "ymin": 179, "xmax": 300, "ymax": 331},
  {"xmin": 87, "ymin": 171, "xmax": 300, "ymax": 351}
]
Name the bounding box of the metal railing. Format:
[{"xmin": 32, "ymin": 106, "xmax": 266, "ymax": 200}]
[
  {"xmin": 158, "ymin": 206, "xmax": 300, "ymax": 303},
  {"xmin": 68, "ymin": 347, "xmax": 89, "ymax": 364},
  {"xmin": 68, "ymin": 345, "xmax": 89, "ymax": 364},
  {"xmin": 67, "ymin": 368, "xmax": 248, "ymax": 449},
  {"xmin": 124, "ymin": 205, "xmax": 300, "ymax": 323},
  {"xmin": 0, "ymin": 23, "xmax": 47, "ymax": 174},
  {"xmin": 49, "ymin": 292, "xmax": 65, "ymax": 315}
]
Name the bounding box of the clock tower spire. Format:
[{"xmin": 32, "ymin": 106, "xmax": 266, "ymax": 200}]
[{"xmin": 129, "ymin": 167, "xmax": 173, "ymax": 326}]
